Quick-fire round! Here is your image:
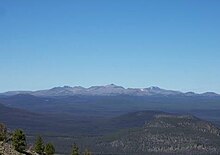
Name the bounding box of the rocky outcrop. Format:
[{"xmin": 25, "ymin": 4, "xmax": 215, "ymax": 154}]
[{"xmin": 0, "ymin": 141, "xmax": 24, "ymax": 155}]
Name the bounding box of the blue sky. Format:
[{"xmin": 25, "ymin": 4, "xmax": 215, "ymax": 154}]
[{"xmin": 0, "ymin": 0, "xmax": 220, "ymax": 93}]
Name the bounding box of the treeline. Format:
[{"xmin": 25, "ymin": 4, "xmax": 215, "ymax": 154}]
[{"xmin": 0, "ymin": 123, "xmax": 92, "ymax": 155}]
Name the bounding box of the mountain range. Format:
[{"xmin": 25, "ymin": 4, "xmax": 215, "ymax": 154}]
[
  {"xmin": 1, "ymin": 85, "xmax": 220, "ymax": 154},
  {"xmin": 1, "ymin": 84, "xmax": 219, "ymax": 97}
]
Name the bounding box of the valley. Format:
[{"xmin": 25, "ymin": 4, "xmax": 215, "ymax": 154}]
[{"xmin": 0, "ymin": 86, "xmax": 220, "ymax": 154}]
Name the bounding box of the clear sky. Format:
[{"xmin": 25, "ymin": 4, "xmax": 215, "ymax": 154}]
[{"xmin": 0, "ymin": 0, "xmax": 220, "ymax": 93}]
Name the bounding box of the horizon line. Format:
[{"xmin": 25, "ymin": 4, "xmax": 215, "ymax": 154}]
[{"xmin": 1, "ymin": 84, "xmax": 219, "ymax": 95}]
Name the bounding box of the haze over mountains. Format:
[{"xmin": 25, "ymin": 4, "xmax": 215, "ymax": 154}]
[
  {"xmin": 1, "ymin": 85, "xmax": 220, "ymax": 154},
  {"xmin": 1, "ymin": 84, "xmax": 219, "ymax": 97}
]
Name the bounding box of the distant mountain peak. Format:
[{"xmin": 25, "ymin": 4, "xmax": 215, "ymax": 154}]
[
  {"xmin": 201, "ymin": 92, "xmax": 219, "ymax": 97},
  {"xmin": 63, "ymin": 85, "xmax": 72, "ymax": 88},
  {"xmin": 148, "ymin": 86, "xmax": 162, "ymax": 90},
  {"xmin": 105, "ymin": 84, "xmax": 124, "ymax": 89},
  {"xmin": 0, "ymin": 85, "xmax": 219, "ymax": 97},
  {"xmin": 106, "ymin": 83, "xmax": 118, "ymax": 87},
  {"xmin": 73, "ymin": 86, "xmax": 85, "ymax": 88}
]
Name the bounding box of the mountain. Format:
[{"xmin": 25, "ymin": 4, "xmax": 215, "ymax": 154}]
[
  {"xmin": 1, "ymin": 104, "xmax": 220, "ymax": 154},
  {"xmin": 0, "ymin": 102, "xmax": 102, "ymax": 136},
  {"xmin": 201, "ymin": 92, "xmax": 220, "ymax": 97},
  {"xmin": 0, "ymin": 102, "xmax": 40, "ymax": 123},
  {"xmin": 1, "ymin": 90, "xmax": 220, "ymax": 121},
  {"xmin": 100, "ymin": 114, "xmax": 220, "ymax": 154},
  {"xmin": 0, "ymin": 103, "xmax": 47, "ymax": 133},
  {"xmin": 107, "ymin": 110, "xmax": 169, "ymax": 129},
  {"xmin": 1, "ymin": 84, "xmax": 219, "ymax": 97}
]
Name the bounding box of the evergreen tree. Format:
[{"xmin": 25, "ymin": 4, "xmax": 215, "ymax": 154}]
[
  {"xmin": 83, "ymin": 148, "xmax": 92, "ymax": 155},
  {"xmin": 71, "ymin": 143, "xmax": 79, "ymax": 155},
  {"xmin": 12, "ymin": 129, "xmax": 26, "ymax": 152},
  {"xmin": 0, "ymin": 123, "xmax": 7, "ymax": 141},
  {"xmin": 34, "ymin": 136, "xmax": 44, "ymax": 154},
  {"xmin": 44, "ymin": 143, "xmax": 55, "ymax": 155}
]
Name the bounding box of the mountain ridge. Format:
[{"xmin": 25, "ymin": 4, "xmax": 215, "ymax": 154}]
[
  {"xmin": 1, "ymin": 84, "xmax": 219, "ymax": 97},
  {"xmin": 100, "ymin": 113, "xmax": 220, "ymax": 154}
]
